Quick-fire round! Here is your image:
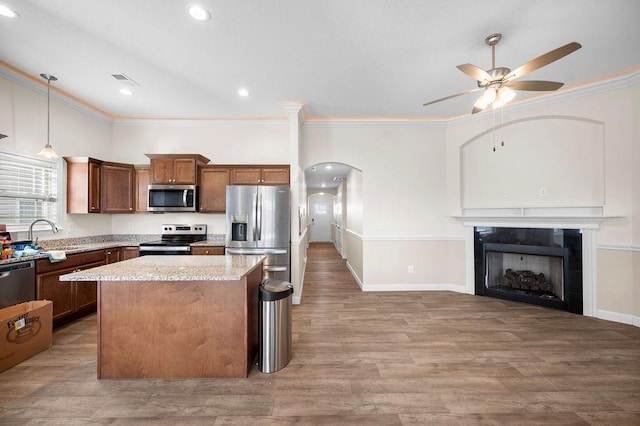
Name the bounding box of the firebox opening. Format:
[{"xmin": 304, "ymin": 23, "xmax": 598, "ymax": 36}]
[{"xmin": 484, "ymin": 243, "xmax": 569, "ymax": 309}]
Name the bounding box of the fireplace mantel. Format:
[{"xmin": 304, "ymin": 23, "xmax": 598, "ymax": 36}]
[{"xmin": 453, "ymin": 206, "xmax": 618, "ymax": 229}]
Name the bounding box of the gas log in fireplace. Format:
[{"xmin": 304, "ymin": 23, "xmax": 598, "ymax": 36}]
[{"xmin": 474, "ymin": 227, "xmax": 583, "ymax": 314}]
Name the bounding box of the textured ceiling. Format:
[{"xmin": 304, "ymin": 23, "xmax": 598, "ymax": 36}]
[{"xmin": 1, "ymin": 0, "xmax": 639, "ymax": 121}]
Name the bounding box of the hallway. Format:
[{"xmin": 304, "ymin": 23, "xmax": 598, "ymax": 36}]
[{"xmin": 0, "ymin": 243, "xmax": 639, "ymax": 424}]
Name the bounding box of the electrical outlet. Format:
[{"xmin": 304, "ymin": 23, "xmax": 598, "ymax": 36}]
[
  {"xmin": 408, "ymin": 265, "xmax": 414, "ymax": 273},
  {"xmin": 503, "ymin": 191, "xmax": 508, "ymax": 198},
  {"xmin": 539, "ymin": 187, "xmax": 548, "ymax": 196}
]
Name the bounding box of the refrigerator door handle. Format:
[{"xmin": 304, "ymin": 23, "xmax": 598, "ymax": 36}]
[
  {"xmin": 252, "ymin": 191, "xmax": 258, "ymax": 241},
  {"xmin": 256, "ymin": 189, "xmax": 262, "ymax": 241}
]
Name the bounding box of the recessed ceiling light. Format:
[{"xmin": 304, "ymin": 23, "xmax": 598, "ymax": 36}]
[
  {"xmin": 325, "ymin": 165, "xmax": 333, "ymax": 170},
  {"xmin": 0, "ymin": 5, "xmax": 19, "ymax": 18},
  {"xmin": 119, "ymin": 88, "xmax": 134, "ymax": 96},
  {"xmin": 186, "ymin": 4, "xmax": 210, "ymax": 21},
  {"xmin": 238, "ymin": 88, "xmax": 250, "ymax": 97}
]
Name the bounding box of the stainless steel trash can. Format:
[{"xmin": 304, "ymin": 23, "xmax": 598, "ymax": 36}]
[{"xmin": 259, "ymin": 279, "xmax": 294, "ymax": 373}]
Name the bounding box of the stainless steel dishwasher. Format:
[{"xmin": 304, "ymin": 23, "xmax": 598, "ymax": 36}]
[{"xmin": 0, "ymin": 261, "xmax": 36, "ymax": 309}]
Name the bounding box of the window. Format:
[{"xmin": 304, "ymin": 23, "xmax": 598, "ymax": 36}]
[{"xmin": 0, "ymin": 151, "xmax": 59, "ymax": 230}]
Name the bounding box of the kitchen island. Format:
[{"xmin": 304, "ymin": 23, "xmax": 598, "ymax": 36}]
[{"xmin": 60, "ymin": 255, "xmax": 264, "ymax": 379}]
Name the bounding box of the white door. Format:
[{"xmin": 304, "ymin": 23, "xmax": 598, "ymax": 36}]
[{"xmin": 309, "ymin": 199, "xmax": 332, "ymax": 242}]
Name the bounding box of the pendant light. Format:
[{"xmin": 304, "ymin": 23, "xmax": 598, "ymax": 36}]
[{"xmin": 38, "ymin": 73, "xmax": 58, "ymax": 159}]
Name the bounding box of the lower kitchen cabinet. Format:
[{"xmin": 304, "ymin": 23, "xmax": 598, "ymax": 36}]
[
  {"xmin": 36, "ymin": 250, "xmax": 105, "ymax": 326},
  {"xmin": 122, "ymin": 246, "xmax": 139, "ymax": 260},
  {"xmin": 191, "ymin": 246, "xmax": 225, "ymax": 255},
  {"xmin": 36, "ymin": 247, "xmax": 125, "ymax": 327}
]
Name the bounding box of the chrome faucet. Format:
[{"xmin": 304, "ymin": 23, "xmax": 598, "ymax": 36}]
[{"xmin": 28, "ymin": 219, "xmax": 59, "ymax": 245}]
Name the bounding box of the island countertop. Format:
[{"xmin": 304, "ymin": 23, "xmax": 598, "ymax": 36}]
[{"xmin": 59, "ymin": 254, "xmax": 265, "ymax": 282}]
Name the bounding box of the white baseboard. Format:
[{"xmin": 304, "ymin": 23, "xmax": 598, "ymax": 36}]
[
  {"xmin": 361, "ymin": 283, "xmax": 467, "ymax": 293},
  {"xmin": 346, "ymin": 261, "xmax": 364, "ymax": 289},
  {"xmin": 596, "ymin": 309, "xmax": 640, "ymax": 327}
]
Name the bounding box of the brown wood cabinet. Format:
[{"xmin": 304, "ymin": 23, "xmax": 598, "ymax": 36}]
[
  {"xmin": 146, "ymin": 154, "xmax": 210, "ymax": 184},
  {"xmin": 104, "ymin": 248, "xmax": 121, "ymax": 264},
  {"xmin": 65, "ymin": 157, "xmax": 103, "ymax": 213},
  {"xmin": 135, "ymin": 166, "xmax": 150, "ymax": 212},
  {"xmin": 191, "ymin": 246, "xmax": 225, "ymax": 255},
  {"xmin": 36, "ymin": 250, "xmax": 105, "ymax": 324},
  {"xmin": 122, "ymin": 247, "xmax": 139, "ymax": 260},
  {"xmin": 229, "ymin": 165, "xmax": 290, "ymax": 185},
  {"xmin": 36, "ymin": 247, "xmax": 128, "ymax": 327},
  {"xmin": 101, "ymin": 162, "xmax": 135, "ymax": 213},
  {"xmin": 199, "ymin": 166, "xmax": 230, "ymax": 213}
]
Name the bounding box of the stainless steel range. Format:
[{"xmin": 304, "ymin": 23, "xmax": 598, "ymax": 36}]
[{"xmin": 138, "ymin": 224, "xmax": 207, "ymax": 256}]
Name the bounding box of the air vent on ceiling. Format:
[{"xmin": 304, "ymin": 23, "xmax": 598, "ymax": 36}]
[
  {"xmin": 333, "ymin": 176, "xmax": 345, "ymax": 182},
  {"xmin": 111, "ymin": 73, "xmax": 140, "ymax": 86}
]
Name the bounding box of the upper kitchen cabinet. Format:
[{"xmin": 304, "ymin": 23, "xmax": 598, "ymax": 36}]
[
  {"xmin": 135, "ymin": 165, "xmax": 150, "ymax": 212},
  {"xmin": 65, "ymin": 157, "xmax": 102, "ymax": 213},
  {"xmin": 146, "ymin": 154, "xmax": 210, "ymax": 185},
  {"xmin": 229, "ymin": 165, "xmax": 290, "ymax": 185},
  {"xmin": 101, "ymin": 162, "xmax": 135, "ymax": 213},
  {"xmin": 199, "ymin": 166, "xmax": 229, "ymax": 213}
]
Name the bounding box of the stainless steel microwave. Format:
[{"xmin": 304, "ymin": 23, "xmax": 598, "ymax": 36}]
[{"xmin": 148, "ymin": 184, "xmax": 198, "ymax": 212}]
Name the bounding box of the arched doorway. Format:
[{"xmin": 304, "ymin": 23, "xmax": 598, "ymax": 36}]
[{"xmin": 304, "ymin": 162, "xmax": 353, "ymax": 256}]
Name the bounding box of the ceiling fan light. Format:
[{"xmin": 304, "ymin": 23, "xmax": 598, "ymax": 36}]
[
  {"xmin": 499, "ymin": 87, "xmax": 516, "ymax": 104},
  {"xmin": 482, "ymin": 87, "xmax": 496, "ymax": 105},
  {"xmin": 473, "ymin": 95, "xmax": 488, "ymax": 110}
]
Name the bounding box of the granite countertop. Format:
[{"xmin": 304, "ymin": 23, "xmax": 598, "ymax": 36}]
[
  {"xmin": 0, "ymin": 234, "xmax": 226, "ymax": 265},
  {"xmin": 59, "ymin": 255, "xmax": 265, "ymax": 282}
]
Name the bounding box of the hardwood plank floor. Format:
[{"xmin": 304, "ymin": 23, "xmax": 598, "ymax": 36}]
[{"xmin": 1, "ymin": 242, "xmax": 639, "ymax": 425}]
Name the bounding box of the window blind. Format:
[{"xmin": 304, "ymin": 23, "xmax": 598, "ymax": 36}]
[{"xmin": 0, "ymin": 151, "xmax": 58, "ymax": 228}]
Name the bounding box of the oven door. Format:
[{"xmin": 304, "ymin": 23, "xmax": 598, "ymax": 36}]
[{"xmin": 138, "ymin": 245, "xmax": 191, "ymax": 256}]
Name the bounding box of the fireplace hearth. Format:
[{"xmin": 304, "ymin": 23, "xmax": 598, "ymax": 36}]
[{"xmin": 474, "ymin": 227, "xmax": 582, "ymax": 313}]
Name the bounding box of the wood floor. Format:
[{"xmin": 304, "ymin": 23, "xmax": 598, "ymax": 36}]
[{"xmin": 1, "ymin": 242, "xmax": 639, "ymax": 425}]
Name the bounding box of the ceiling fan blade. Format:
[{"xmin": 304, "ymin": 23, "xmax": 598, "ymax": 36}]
[
  {"xmin": 504, "ymin": 42, "xmax": 582, "ymax": 81},
  {"xmin": 457, "ymin": 64, "xmax": 493, "ymax": 83},
  {"xmin": 423, "ymin": 87, "xmax": 482, "ymax": 107},
  {"xmin": 506, "ymin": 80, "xmax": 565, "ymax": 91}
]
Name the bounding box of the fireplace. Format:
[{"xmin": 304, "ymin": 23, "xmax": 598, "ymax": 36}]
[{"xmin": 474, "ymin": 227, "xmax": 583, "ymax": 313}]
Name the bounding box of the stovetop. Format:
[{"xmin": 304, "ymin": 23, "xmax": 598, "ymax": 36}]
[{"xmin": 139, "ymin": 224, "xmax": 207, "ymax": 247}]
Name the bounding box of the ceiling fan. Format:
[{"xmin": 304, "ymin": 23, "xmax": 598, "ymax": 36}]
[{"xmin": 423, "ymin": 33, "xmax": 581, "ymax": 114}]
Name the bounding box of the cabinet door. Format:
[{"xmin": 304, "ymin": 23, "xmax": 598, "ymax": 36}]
[
  {"xmin": 135, "ymin": 166, "xmax": 150, "ymax": 212},
  {"xmin": 230, "ymin": 167, "xmax": 262, "ymax": 185},
  {"xmin": 105, "ymin": 248, "xmax": 121, "ymax": 264},
  {"xmin": 88, "ymin": 160, "xmax": 101, "ymax": 212},
  {"xmin": 37, "ymin": 269, "xmax": 75, "ymax": 321},
  {"xmin": 191, "ymin": 246, "xmax": 225, "ymax": 255},
  {"xmin": 150, "ymin": 158, "xmax": 175, "ymax": 184},
  {"xmin": 173, "ymin": 158, "xmax": 197, "ymax": 184},
  {"xmin": 200, "ymin": 167, "xmax": 229, "ymax": 212},
  {"xmin": 102, "ymin": 163, "xmax": 135, "ymax": 213},
  {"xmin": 75, "ymin": 261, "xmax": 103, "ymax": 312},
  {"xmin": 122, "ymin": 247, "xmax": 139, "ymax": 260},
  {"xmin": 261, "ymin": 167, "xmax": 290, "ymax": 185}
]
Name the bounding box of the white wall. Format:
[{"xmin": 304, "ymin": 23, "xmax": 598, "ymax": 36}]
[{"xmin": 0, "ymin": 73, "xmax": 113, "ymax": 241}]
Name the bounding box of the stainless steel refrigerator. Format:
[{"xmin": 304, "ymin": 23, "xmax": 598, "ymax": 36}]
[{"xmin": 225, "ymin": 185, "xmax": 290, "ymax": 282}]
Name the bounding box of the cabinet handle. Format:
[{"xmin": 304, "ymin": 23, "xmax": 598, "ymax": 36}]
[
  {"xmin": 106, "ymin": 251, "xmax": 111, "ymax": 255},
  {"xmin": 204, "ymin": 250, "xmax": 209, "ymax": 254},
  {"xmin": 91, "ymin": 206, "xmax": 96, "ymax": 210}
]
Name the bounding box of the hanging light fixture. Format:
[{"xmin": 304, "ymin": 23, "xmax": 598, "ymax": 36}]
[{"xmin": 38, "ymin": 73, "xmax": 58, "ymax": 159}]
